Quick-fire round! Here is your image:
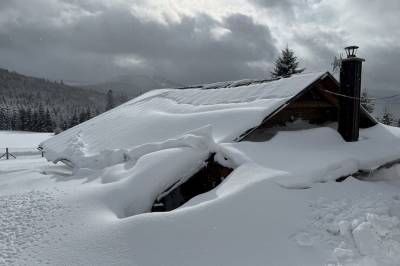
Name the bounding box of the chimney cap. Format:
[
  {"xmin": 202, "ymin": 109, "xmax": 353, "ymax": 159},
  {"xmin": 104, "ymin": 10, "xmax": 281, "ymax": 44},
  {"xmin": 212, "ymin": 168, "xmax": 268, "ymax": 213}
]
[{"xmin": 344, "ymin": 46, "xmax": 359, "ymax": 58}]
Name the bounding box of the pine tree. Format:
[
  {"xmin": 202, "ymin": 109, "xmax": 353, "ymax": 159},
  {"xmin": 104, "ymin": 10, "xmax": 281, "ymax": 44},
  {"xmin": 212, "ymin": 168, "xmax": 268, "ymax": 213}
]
[
  {"xmin": 4, "ymin": 106, "xmax": 11, "ymax": 130},
  {"xmin": 0, "ymin": 107, "xmax": 6, "ymax": 130},
  {"xmin": 85, "ymin": 108, "xmax": 92, "ymax": 120},
  {"xmin": 0, "ymin": 108, "xmax": 5, "ymax": 130},
  {"xmin": 380, "ymin": 107, "xmax": 394, "ymax": 125},
  {"xmin": 69, "ymin": 112, "xmax": 79, "ymax": 128},
  {"xmin": 11, "ymin": 109, "xmax": 19, "ymax": 130},
  {"xmin": 19, "ymin": 108, "xmax": 28, "ymax": 131},
  {"xmin": 361, "ymin": 90, "xmax": 374, "ymax": 113},
  {"xmin": 45, "ymin": 109, "xmax": 53, "ymax": 132},
  {"xmin": 61, "ymin": 120, "xmax": 68, "ymax": 131},
  {"xmin": 105, "ymin": 90, "xmax": 114, "ymax": 111},
  {"xmin": 38, "ymin": 104, "xmax": 46, "ymax": 132},
  {"xmin": 271, "ymin": 46, "xmax": 305, "ymax": 78},
  {"xmin": 79, "ymin": 109, "xmax": 87, "ymax": 124},
  {"xmin": 32, "ymin": 110, "xmax": 39, "ymax": 132},
  {"xmin": 26, "ymin": 108, "xmax": 33, "ymax": 131}
]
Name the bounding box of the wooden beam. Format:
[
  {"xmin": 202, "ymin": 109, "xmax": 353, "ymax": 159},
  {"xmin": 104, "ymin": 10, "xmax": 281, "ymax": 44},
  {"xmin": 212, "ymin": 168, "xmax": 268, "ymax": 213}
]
[
  {"xmin": 288, "ymin": 101, "xmax": 333, "ymax": 109},
  {"xmin": 316, "ymin": 84, "xmax": 339, "ymax": 106}
]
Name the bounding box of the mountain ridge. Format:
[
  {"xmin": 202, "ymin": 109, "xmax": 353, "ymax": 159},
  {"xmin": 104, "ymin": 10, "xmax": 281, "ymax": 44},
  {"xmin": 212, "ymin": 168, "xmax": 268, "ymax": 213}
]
[{"xmin": 82, "ymin": 73, "xmax": 183, "ymax": 97}]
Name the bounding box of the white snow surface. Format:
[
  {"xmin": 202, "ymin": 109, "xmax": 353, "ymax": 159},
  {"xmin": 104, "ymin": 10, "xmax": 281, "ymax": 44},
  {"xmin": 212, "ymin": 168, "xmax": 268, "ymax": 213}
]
[
  {"xmin": 40, "ymin": 72, "xmax": 325, "ymax": 162},
  {"xmin": 0, "ymin": 131, "xmax": 52, "ymax": 157},
  {"xmin": 0, "ymin": 131, "xmax": 52, "ymax": 149},
  {"xmin": 2, "ymin": 123, "xmax": 400, "ymax": 265},
  {"xmin": 228, "ymin": 124, "xmax": 400, "ymax": 188},
  {"xmin": 4, "ymin": 72, "xmax": 400, "ymax": 265}
]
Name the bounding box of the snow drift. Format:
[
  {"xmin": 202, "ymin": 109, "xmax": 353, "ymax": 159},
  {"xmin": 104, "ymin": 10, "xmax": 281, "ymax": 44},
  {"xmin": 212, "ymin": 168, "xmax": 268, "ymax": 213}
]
[{"xmin": 3, "ymin": 123, "xmax": 400, "ymax": 265}]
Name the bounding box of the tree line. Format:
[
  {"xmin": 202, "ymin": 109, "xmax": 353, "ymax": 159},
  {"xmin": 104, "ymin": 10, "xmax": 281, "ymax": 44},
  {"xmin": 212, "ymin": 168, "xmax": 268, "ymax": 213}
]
[
  {"xmin": 0, "ymin": 89, "xmax": 118, "ymax": 133},
  {"xmin": 0, "ymin": 104, "xmax": 97, "ymax": 133},
  {"xmin": 0, "ymin": 68, "xmax": 126, "ymax": 133}
]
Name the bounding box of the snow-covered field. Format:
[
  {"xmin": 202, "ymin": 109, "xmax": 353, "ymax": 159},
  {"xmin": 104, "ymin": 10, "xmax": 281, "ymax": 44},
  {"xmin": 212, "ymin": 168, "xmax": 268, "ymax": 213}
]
[
  {"xmin": 1, "ymin": 127, "xmax": 400, "ymax": 265},
  {"xmin": 0, "ymin": 131, "xmax": 52, "ymax": 157},
  {"xmin": 0, "ymin": 131, "xmax": 52, "ymax": 149}
]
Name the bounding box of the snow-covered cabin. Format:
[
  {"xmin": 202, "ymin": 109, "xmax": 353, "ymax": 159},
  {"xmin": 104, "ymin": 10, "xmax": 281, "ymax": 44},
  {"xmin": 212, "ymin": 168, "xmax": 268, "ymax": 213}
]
[
  {"xmin": 40, "ymin": 71, "xmax": 375, "ymax": 160},
  {"xmin": 26, "ymin": 50, "xmax": 400, "ymax": 265},
  {"xmin": 40, "ymin": 65, "xmax": 400, "ymax": 213}
]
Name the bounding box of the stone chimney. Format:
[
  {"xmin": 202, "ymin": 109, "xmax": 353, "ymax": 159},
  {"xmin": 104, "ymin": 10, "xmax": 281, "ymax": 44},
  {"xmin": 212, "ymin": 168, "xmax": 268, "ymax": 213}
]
[{"xmin": 338, "ymin": 46, "xmax": 365, "ymax": 142}]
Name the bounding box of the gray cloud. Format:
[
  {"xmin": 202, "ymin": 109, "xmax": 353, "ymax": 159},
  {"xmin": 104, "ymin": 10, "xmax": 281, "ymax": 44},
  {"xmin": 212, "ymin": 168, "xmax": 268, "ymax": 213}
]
[
  {"xmin": 261, "ymin": 0, "xmax": 400, "ymax": 94},
  {"xmin": 0, "ymin": 2, "xmax": 277, "ymax": 84},
  {"xmin": 250, "ymin": 0, "xmax": 293, "ymax": 10},
  {"xmin": 0, "ymin": 0, "xmax": 400, "ymax": 95}
]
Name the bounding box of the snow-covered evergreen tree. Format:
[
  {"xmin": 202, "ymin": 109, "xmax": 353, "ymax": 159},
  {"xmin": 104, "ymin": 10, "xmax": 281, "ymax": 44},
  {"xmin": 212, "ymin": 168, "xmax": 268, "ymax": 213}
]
[
  {"xmin": 85, "ymin": 108, "xmax": 92, "ymax": 121},
  {"xmin": 69, "ymin": 112, "xmax": 79, "ymax": 128},
  {"xmin": 45, "ymin": 109, "xmax": 53, "ymax": 132},
  {"xmin": 38, "ymin": 104, "xmax": 46, "ymax": 132},
  {"xmin": 61, "ymin": 120, "xmax": 68, "ymax": 131},
  {"xmin": 105, "ymin": 90, "xmax": 114, "ymax": 111},
  {"xmin": 271, "ymin": 46, "xmax": 305, "ymax": 78},
  {"xmin": 0, "ymin": 107, "xmax": 7, "ymax": 130},
  {"xmin": 32, "ymin": 110, "xmax": 39, "ymax": 131},
  {"xmin": 11, "ymin": 109, "xmax": 19, "ymax": 130},
  {"xmin": 19, "ymin": 108, "xmax": 29, "ymax": 131},
  {"xmin": 380, "ymin": 107, "xmax": 394, "ymax": 125},
  {"xmin": 79, "ymin": 109, "xmax": 86, "ymax": 124}
]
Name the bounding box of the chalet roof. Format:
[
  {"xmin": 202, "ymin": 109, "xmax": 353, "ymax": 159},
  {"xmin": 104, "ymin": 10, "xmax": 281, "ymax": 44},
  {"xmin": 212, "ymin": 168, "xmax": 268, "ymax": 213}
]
[{"xmin": 40, "ymin": 72, "xmax": 329, "ymax": 159}]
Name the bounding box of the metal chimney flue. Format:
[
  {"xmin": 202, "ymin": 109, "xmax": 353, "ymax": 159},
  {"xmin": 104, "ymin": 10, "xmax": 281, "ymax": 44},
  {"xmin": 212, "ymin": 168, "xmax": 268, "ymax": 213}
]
[{"xmin": 338, "ymin": 46, "xmax": 365, "ymax": 142}]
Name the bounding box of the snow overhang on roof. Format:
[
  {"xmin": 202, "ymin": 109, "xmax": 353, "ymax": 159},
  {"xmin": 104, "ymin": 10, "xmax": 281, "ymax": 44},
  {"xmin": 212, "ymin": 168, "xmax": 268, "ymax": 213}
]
[{"xmin": 40, "ymin": 72, "xmax": 327, "ymax": 162}]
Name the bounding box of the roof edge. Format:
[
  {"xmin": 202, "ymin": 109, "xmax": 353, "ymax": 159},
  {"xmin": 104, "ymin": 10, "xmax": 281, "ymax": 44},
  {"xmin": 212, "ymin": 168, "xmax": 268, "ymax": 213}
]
[{"xmin": 235, "ymin": 71, "xmax": 332, "ymax": 141}]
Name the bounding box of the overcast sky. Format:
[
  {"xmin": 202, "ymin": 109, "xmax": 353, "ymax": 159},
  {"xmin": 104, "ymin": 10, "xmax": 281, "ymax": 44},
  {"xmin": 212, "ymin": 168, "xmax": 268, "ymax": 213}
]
[{"xmin": 0, "ymin": 0, "xmax": 399, "ymax": 93}]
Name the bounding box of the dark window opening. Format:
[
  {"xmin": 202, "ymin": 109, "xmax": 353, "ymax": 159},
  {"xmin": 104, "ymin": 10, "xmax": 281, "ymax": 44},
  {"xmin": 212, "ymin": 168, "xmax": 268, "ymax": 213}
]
[{"xmin": 151, "ymin": 154, "xmax": 233, "ymax": 212}]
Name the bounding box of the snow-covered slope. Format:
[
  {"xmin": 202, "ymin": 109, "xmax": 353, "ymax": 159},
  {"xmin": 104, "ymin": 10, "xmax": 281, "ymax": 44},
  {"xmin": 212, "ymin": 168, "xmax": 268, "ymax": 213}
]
[{"xmin": 40, "ymin": 72, "xmax": 325, "ymax": 163}]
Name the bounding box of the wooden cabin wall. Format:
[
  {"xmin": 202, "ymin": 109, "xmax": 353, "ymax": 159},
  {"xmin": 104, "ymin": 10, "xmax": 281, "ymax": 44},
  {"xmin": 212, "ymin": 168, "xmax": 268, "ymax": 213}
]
[
  {"xmin": 243, "ymin": 80, "xmax": 377, "ymax": 142},
  {"xmin": 243, "ymin": 85, "xmax": 338, "ymax": 141}
]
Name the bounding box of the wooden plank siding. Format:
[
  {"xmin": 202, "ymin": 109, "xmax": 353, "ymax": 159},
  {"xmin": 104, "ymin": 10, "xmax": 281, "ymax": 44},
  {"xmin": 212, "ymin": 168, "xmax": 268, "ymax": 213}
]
[{"xmin": 240, "ymin": 73, "xmax": 376, "ymax": 142}]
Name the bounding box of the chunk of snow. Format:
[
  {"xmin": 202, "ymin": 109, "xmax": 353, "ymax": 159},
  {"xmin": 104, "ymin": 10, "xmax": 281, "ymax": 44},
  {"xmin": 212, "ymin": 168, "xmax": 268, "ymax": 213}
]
[
  {"xmin": 49, "ymin": 125, "xmax": 217, "ymax": 170},
  {"xmin": 226, "ymin": 125, "xmax": 400, "ymax": 187}
]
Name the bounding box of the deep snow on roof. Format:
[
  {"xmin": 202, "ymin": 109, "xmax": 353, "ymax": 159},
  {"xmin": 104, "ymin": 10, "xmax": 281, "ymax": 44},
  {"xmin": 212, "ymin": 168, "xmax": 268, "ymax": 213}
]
[{"xmin": 41, "ymin": 72, "xmax": 326, "ymax": 159}]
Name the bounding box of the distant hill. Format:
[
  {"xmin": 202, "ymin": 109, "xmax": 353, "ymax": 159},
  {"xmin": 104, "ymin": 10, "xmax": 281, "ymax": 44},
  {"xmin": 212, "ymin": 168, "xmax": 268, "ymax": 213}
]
[
  {"xmin": 83, "ymin": 74, "xmax": 183, "ymax": 98},
  {"xmin": 0, "ymin": 68, "xmax": 110, "ymax": 132}
]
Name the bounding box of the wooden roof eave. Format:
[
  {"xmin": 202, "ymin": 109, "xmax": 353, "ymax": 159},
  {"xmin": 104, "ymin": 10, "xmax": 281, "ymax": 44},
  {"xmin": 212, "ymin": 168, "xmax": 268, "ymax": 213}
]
[
  {"xmin": 235, "ymin": 71, "xmax": 378, "ymax": 142},
  {"xmin": 235, "ymin": 72, "xmax": 330, "ymax": 141}
]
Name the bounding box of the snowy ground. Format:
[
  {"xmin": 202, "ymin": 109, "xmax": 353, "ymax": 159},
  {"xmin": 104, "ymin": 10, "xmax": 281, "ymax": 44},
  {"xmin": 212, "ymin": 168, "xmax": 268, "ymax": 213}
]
[
  {"xmin": 0, "ymin": 131, "xmax": 52, "ymax": 157},
  {"xmin": 0, "ymin": 131, "xmax": 52, "ymax": 149},
  {"xmin": 1, "ymin": 128, "xmax": 400, "ymax": 265}
]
